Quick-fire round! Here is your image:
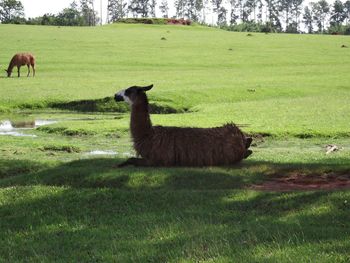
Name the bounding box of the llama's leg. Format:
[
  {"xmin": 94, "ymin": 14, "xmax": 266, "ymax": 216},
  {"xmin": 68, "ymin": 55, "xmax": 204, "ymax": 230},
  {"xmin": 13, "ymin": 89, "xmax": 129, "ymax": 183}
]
[
  {"xmin": 17, "ymin": 66, "xmax": 20, "ymax": 78},
  {"xmin": 244, "ymin": 150, "xmax": 253, "ymax": 159},
  {"xmin": 117, "ymin": 158, "xmax": 150, "ymax": 167},
  {"xmin": 245, "ymin": 137, "xmax": 252, "ymax": 149},
  {"xmin": 27, "ymin": 65, "xmax": 30, "ymax": 77}
]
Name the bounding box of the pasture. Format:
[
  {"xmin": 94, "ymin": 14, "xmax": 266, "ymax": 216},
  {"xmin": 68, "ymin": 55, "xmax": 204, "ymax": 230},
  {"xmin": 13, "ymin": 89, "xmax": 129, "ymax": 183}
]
[{"xmin": 0, "ymin": 23, "xmax": 350, "ymax": 262}]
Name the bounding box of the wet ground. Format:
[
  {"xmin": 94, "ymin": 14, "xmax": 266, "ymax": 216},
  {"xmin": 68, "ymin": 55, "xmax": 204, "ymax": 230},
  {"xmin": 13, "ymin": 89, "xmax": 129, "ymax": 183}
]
[
  {"xmin": 1, "ymin": 112, "xmax": 350, "ymax": 192},
  {"xmin": 0, "ymin": 112, "xmax": 134, "ymax": 158}
]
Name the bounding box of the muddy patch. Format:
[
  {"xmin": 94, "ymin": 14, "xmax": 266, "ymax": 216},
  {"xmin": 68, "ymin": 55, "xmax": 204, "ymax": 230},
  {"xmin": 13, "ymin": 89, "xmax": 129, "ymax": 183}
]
[{"xmin": 251, "ymin": 172, "xmax": 350, "ymax": 191}]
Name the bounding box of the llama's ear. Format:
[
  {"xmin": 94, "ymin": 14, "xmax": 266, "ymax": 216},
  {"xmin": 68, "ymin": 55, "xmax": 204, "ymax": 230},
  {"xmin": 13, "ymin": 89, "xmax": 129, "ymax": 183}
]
[{"xmin": 142, "ymin": 84, "xmax": 153, "ymax": 92}]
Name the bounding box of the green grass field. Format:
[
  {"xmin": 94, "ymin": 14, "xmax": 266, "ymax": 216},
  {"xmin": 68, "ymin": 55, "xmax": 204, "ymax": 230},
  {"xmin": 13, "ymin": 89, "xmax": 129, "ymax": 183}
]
[{"xmin": 0, "ymin": 23, "xmax": 350, "ymax": 262}]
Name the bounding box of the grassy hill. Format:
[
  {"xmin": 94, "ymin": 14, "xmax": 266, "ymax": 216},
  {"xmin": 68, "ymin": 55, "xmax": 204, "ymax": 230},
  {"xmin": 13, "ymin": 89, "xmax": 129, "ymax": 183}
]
[
  {"xmin": 1, "ymin": 23, "xmax": 350, "ymax": 136},
  {"xmin": 0, "ymin": 24, "xmax": 350, "ymax": 262}
]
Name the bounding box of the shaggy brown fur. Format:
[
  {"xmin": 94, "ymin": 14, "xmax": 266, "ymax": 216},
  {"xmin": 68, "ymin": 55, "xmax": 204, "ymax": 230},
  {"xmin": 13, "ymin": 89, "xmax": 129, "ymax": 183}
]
[
  {"xmin": 5, "ymin": 53, "xmax": 35, "ymax": 78},
  {"xmin": 115, "ymin": 85, "xmax": 252, "ymax": 167}
]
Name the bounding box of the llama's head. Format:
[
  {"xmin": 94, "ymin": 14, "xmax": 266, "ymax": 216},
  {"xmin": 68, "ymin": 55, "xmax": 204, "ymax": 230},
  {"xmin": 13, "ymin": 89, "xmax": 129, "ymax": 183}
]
[
  {"xmin": 4, "ymin": 69, "xmax": 11, "ymax": 77},
  {"xmin": 115, "ymin": 84, "xmax": 153, "ymax": 105}
]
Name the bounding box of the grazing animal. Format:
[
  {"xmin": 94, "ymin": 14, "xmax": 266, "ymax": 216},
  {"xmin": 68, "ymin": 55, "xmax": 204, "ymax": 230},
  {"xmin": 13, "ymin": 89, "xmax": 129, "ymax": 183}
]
[
  {"xmin": 5, "ymin": 53, "xmax": 36, "ymax": 78},
  {"xmin": 115, "ymin": 84, "xmax": 252, "ymax": 167}
]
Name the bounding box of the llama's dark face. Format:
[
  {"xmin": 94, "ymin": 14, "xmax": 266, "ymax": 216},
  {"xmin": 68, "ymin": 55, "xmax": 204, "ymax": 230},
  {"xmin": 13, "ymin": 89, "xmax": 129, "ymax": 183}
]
[
  {"xmin": 115, "ymin": 85, "xmax": 153, "ymax": 105},
  {"xmin": 4, "ymin": 69, "xmax": 11, "ymax": 77}
]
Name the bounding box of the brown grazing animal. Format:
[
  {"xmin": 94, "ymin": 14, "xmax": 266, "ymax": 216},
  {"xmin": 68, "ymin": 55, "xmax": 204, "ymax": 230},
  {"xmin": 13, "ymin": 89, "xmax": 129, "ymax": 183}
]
[
  {"xmin": 115, "ymin": 84, "xmax": 252, "ymax": 167},
  {"xmin": 5, "ymin": 53, "xmax": 36, "ymax": 78}
]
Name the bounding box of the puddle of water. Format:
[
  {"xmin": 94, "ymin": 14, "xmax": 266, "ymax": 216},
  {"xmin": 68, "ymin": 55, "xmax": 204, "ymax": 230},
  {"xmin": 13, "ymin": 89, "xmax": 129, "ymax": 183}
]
[
  {"xmin": 0, "ymin": 119, "xmax": 57, "ymax": 137},
  {"xmin": 0, "ymin": 131, "xmax": 37, "ymax": 138},
  {"xmin": 35, "ymin": 120, "xmax": 57, "ymax": 127},
  {"xmin": 86, "ymin": 150, "xmax": 118, "ymax": 156},
  {"xmin": 0, "ymin": 120, "xmax": 13, "ymax": 131}
]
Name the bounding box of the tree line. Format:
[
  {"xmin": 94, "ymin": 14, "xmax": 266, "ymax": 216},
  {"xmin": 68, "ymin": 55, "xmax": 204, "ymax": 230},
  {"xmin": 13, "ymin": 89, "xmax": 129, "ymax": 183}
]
[
  {"xmin": 0, "ymin": 0, "xmax": 99, "ymax": 26},
  {"xmin": 1, "ymin": 0, "xmax": 350, "ymax": 34}
]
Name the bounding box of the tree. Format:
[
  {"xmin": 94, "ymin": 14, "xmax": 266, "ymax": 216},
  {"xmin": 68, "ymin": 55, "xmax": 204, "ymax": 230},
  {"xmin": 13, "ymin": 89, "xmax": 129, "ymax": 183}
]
[
  {"xmin": 345, "ymin": 0, "xmax": 350, "ymax": 24},
  {"xmin": 53, "ymin": 1, "xmax": 84, "ymax": 26},
  {"xmin": 317, "ymin": 0, "xmax": 330, "ymax": 30},
  {"xmin": 268, "ymin": 0, "xmax": 282, "ymax": 31},
  {"xmin": 149, "ymin": 0, "xmax": 156, "ymax": 17},
  {"xmin": 311, "ymin": 0, "xmax": 330, "ymax": 33},
  {"xmin": 330, "ymin": 0, "xmax": 346, "ymax": 25},
  {"xmin": 279, "ymin": 0, "xmax": 293, "ymax": 27},
  {"xmin": 303, "ymin": 5, "xmax": 313, "ymax": 33},
  {"xmin": 56, "ymin": 6, "xmax": 83, "ymax": 26},
  {"xmin": 159, "ymin": 0, "xmax": 169, "ymax": 18},
  {"xmin": 255, "ymin": 0, "xmax": 264, "ymax": 22},
  {"xmin": 217, "ymin": 6, "xmax": 227, "ymax": 25},
  {"xmin": 0, "ymin": 0, "xmax": 24, "ymax": 23},
  {"xmin": 174, "ymin": 0, "xmax": 203, "ymax": 20},
  {"xmin": 212, "ymin": 0, "xmax": 226, "ymax": 25},
  {"xmin": 40, "ymin": 14, "xmax": 57, "ymax": 25},
  {"xmin": 25, "ymin": 13, "xmax": 57, "ymax": 25},
  {"xmin": 229, "ymin": 0, "xmax": 239, "ymax": 24},
  {"xmin": 107, "ymin": 0, "xmax": 127, "ymax": 22},
  {"xmin": 242, "ymin": 0, "xmax": 255, "ymax": 22},
  {"xmin": 174, "ymin": 0, "xmax": 186, "ymax": 17},
  {"xmin": 264, "ymin": 0, "xmax": 272, "ymax": 21},
  {"xmin": 128, "ymin": 0, "xmax": 139, "ymax": 17},
  {"xmin": 80, "ymin": 0, "xmax": 98, "ymax": 25},
  {"xmin": 128, "ymin": 0, "xmax": 151, "ymax": 17},
  {"xmin": 264, "ymin": 0, "xmax": 282, "ymax": 31},
  {"xmin": 183, "ymin": 0, "xmax": 204, "ymax": 21},
  {"xmin": 290, "ymin": 0, "xmax": 303, "ymax": 31},
  {"xmin": 278, "ymin": 0, "xmax": 302, "ymax": 31},
  {"xmin": 285, "ymin": 21, "xmax": 298, "ymax": 32}
]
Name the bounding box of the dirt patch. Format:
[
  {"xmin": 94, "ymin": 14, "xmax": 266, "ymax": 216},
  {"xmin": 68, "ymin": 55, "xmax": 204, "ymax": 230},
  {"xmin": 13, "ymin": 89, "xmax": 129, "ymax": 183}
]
[{"xmin": 251, "ymin": 172, "xmax": 350, "ymax": 191}]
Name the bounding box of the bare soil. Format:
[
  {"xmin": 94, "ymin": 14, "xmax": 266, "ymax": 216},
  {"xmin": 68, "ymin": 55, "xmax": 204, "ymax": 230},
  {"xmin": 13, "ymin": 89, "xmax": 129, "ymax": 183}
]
[{"xmin": 251, "ymin": 172, "xmax": 350, "ymax": 191}]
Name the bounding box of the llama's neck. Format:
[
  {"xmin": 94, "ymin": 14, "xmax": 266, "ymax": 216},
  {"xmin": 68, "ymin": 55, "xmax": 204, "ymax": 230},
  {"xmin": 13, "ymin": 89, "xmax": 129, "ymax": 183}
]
[
  {"xmin": 7, "ymin": 60, "xmax": 14, "ymax": 74},
  {"xmin": 130, "ymin": 94, "xmax": 152, "ymax": 140}
]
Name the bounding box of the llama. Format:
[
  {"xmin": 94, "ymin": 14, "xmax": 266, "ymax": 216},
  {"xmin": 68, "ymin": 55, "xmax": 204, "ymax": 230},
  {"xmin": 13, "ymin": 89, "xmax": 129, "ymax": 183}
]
[
  {"xmin": 5, "ymin": 53, "xmax": 35, "ymax": 78},
  {"xmin": 115, "ymin": 84, "xmax": 253, "ymax": 167}
]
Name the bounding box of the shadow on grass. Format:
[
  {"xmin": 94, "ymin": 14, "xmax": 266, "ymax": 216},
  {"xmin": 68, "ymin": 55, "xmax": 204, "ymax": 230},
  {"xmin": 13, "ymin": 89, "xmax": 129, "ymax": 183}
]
[
  {"xmin": 48, "ymin": 97, "xmax": 189, "ymax": 114},
  {"xmin": 0, "ymin": 157, "xmax": 349, "ymax": 190},
  {"xmin": 0, "ymin": 158, "xmax": 257, "ymax": 190},
  {"xmin": 1, "ymin": 158, "xmax": 350, "ymax": 261}
]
